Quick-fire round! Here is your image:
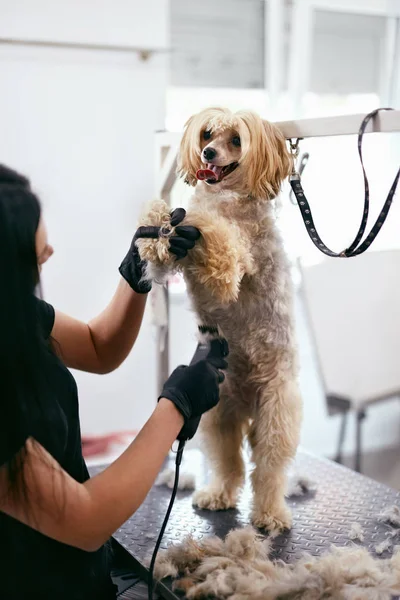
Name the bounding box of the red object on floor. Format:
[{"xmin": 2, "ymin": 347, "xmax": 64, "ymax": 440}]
[{"xmin": 81, "ymin": 431, "xmax": 137, "ymax": 457}]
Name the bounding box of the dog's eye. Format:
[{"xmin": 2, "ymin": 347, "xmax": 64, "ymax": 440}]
[
  {"xmin": 203, "ymin": 130, "xmax": 212, "ymax": 141},
  {"xmin": 232, "ymin": 136, "xmax": 241, "ymax": 147}
]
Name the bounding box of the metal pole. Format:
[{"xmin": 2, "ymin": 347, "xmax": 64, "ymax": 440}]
[
  {"xmin": 155, "ymin": 136, "xmax": 172, "ymax": 395},
  {"xmin": 265, "ymin": 0, "xmax": 284, "ymax": 118},
  {"xmin": 0, "ymin": 36, "xmax": 169, "ymax": 60},
  {"xmin": 157, "ymin": 285, "xmax": 170, "ymax": 395}
]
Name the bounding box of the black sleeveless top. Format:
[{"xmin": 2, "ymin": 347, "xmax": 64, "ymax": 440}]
[{"xmin": 0, "ymin": 299, "xmax": 117, "ymax": 599}]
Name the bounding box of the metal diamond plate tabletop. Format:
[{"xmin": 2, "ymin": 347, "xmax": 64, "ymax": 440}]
[{"xmin": 90, "ymin": 449, "xmax": 400, "ymax": 599}]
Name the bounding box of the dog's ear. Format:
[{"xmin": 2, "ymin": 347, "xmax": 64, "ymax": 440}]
[
  {"xmin": 238, "ymin": 112, "xmax": 292, "ymax": 199},
  {"xmin": 177, "ymin": 115, "xmax": 200, "ymax": 186},
  {"xmin": 262, "ymin": 120, "xmax": 292, "ymax": 196}
]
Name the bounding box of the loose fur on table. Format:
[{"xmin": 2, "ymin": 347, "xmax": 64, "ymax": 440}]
[
  {"xmin": 286, "ymin": 472, "xmax": 317, "ymax": 498},
  {"xmin": 136, "ymin": 107, "xmax": 303, "ymax": 532},
  {"xmin": 348, "ymin": 522, "xmax": 365, "ymax": 543},
  {"xmin": 154, "ymin": 526, "xmax": 400, "ymax": 600},
  {"xmin": 155, "ymin": 468, "xmax": 196, "ymax": 491},
  {"xmin": 378, "ymin": 506, "xmax": 400, "ymax": 528},
  {"xmin": 375, "ymin": 538, "xmax": 393, "ymax": 556}
]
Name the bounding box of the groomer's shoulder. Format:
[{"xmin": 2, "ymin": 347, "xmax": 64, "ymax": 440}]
[{"xmin": 34, "ymin": 296, "xmax": 55, "ymax": 339}]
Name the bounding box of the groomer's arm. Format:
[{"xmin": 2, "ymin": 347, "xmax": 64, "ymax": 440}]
[
  {"xmin": 0, "ymin": 399, "xmax": 183, "ymax": 552},
  {"xmin": 0, "ymin": 356, "xmax": 224, "ymax": 552},
  {"xmin": 51, "ymin": 211, "xmax": 200, "ymax": 375},
  {"xmin": 52, "ymin": 278, "xmax": 147, "ymax": 374}
]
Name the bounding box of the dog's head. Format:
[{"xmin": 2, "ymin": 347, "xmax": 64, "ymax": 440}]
[{"xmin": 177, "ymin": 107, "xmax": 292, "ymax": 199}]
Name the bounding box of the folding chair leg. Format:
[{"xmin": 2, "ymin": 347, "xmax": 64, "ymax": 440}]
[
  {"xmin": 355, "ymin": 409, "xmax": 366, "ymax": 473},
  {"xmin": 334, "ymin": 410, "xmax": 348, "ymax": 464}
]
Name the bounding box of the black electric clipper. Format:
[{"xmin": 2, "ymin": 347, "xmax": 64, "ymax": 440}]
[{"xmin": 177, "ymin": 328, "xmax": 229, "ymax": 441}]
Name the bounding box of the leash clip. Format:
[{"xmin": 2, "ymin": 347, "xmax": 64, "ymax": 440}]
[
  {"xmin": 289, "ymin": 138, "xmax": 302, "ymax": 177},
  {"xmin": 289, "ymin": 138, "xmax": 301, "ymax": 156}
]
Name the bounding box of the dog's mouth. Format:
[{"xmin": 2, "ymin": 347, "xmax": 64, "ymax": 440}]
[{"xmin": 196, "ymin": 162, "xmax": 239, "ymax": 184}]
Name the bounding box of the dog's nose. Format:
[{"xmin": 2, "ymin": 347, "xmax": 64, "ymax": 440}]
[{"xmin": 203, "ymin": 147, "xmax": 217, "ymax": 161}]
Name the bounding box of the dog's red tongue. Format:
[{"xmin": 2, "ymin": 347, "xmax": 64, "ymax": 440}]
[
  {"xmin": 196, "ymin": 164, "xmax": 223, "ymax": 181},
  {"xmin": 196, "ymin": 168, "xmax": 216, "ymax": 181}
]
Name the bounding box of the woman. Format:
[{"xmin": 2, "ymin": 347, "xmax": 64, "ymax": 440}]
[{"xmin": 0, "ymin": 165, "xmax": 227, "ymax": 599}]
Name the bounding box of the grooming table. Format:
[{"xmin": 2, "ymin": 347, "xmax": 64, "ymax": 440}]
[{"xmin": 91, "ymin": 449, "xmax": 400, "ymax": 600}]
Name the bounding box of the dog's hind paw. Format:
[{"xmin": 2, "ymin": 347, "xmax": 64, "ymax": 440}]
[
  {"xmin": 192, "ymin": 486, "xmax": 238, "ymax": 511},
  {"xmin": 251, "ymin": 505, "xmax": 292, "ymax": 533}
]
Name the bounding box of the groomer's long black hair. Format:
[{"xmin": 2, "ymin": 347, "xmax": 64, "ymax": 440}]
[{"xmin": 0, "ymin": 164, "xmax": 49, "ymax": 499}]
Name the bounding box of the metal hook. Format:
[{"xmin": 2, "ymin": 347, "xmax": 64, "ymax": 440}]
[
  {"xmin": 288, "ymin": 138, "xmax": 303, "ymax": 183},
  {"xmin": 289, "ymin": 138, "xmax": 302, "ymax": 159}
]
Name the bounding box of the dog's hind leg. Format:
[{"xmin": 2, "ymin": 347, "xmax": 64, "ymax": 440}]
[
  {"xmin": 192, "ymin": 398, "xmax": 245, "ymax": 511},
  {"xmin": 248, "ymin": 377, "xmax": 302, "ymax": 532}
]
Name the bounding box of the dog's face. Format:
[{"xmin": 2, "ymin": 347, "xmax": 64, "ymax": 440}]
[
  {"xmin": 199, "ymin": 127, "xmax": 242, "ymax": 186},
  {"xmin": 178, "ymin": 108, "xmax": 292, "ymax": 199}
]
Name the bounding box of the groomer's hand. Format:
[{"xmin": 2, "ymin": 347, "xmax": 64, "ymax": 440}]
[
  {"xmin": 159, "ymin": 343, "xmax": 228, "ymax": 422},
  {"xmin": 168, "ymin": 208, "xmax": 201, "ymax": 260},
  {"xmin": 119, "ymin": 208, "xmax": 200, "ymax": 293}
]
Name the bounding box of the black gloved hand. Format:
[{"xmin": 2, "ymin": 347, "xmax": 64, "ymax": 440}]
[
  {"xmin": 118, "ymin": 226, "xmax": 157, "ymax": 294},
  {"xmin": 168, "ymin": 208, "xmax": 201, "ymax": 260},
  {"xmin": 119, "ymin": 208, "xmax": 200, "ymax": 293},
  {"xmin": 159, "ymin": 339, "xmax": 229, "ymax": 422}
]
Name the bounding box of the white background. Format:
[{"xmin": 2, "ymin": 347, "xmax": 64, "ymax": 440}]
[{"xmin": 0, "ymin": 0, "xmax": 169, "ymax": 434}]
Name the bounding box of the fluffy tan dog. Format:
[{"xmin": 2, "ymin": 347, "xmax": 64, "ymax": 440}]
[{"xmin": 137, "ymin": 107, "xmax": 302, "ymax": 531}]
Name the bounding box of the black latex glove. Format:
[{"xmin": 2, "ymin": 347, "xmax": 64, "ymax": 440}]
[
  {"xmin": 159, "ymin": 339, "xmax": 229, "ymax": 423},
  {"xmin": 119, "ymin": 226, "xmax": 157, "ymax": 294},
  {"xmin": 168, "ymin": 208, "xmax": 201, "ymax": 260},
  {"xmin": 119, "ymin": 208, "xmax": 200, "ymax": 293}
]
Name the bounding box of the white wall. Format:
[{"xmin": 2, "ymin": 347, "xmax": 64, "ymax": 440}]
[
  {"xmin": 0, "ymin": 0, "xmax": 169, "ymax": 434},
  {"xmin": 0, "ymin": 0, "xmax": 168, "ymax": 48}
]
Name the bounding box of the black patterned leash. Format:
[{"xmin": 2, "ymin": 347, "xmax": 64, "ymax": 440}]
[{"xmin": 289, "ymin": 108, "xmax": 400, "ymax": 257}]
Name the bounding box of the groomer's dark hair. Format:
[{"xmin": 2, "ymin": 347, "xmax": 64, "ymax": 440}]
[{"xmin": 0, "ymin": 164, "xmax": 48, "ymax": 501}]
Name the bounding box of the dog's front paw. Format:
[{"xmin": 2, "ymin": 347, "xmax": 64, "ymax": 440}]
[
  {"xmin": 193, "ymin": 486, "xmax": 238, "ymax": 511},
  {"xmin": 251, "ymin": 504, "xmax": 292, "ymax": 532},
  {"xmin": 136, "ymin": 199, "xmax": 176, "ymax": 268},
  {"xmin": 136, "ymin": 237, "xmax": 174, "ymax": 267}
]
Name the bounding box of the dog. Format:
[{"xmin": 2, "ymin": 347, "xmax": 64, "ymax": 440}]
[{"xmin": 136, "ymin": 107, "xmax": 302, "ymax": 531}]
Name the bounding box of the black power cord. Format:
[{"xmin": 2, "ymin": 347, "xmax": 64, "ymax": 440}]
[
  {"xmin": 146, "ymin": 336, "xmax": 228, "ymax": 600},
  {"xmin": 148, "ymin": 440, "xmax": 186, "ymax": 600}
]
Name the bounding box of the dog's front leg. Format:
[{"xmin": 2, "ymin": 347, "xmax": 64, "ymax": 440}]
[{"xmin": 183, "ymin": 210, "xmax": 255, "ymax": 306}]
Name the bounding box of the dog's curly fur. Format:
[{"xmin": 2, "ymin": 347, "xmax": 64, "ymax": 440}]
[{"xmin": 137, "ymin": 107, "xmax": 303, "ymax": 531}]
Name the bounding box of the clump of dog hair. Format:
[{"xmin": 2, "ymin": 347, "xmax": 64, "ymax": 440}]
[
  {"xmin": 349, "ymin": 522, "xmax": 365, "ymax": 542},
  {"xmin": 385, "ymin": 529, "xmax": 400, "ymax": 540},
  {"xmin": 375, "ymin": 538, "xmax": 393, "ymax": 556},
  {"xmin": 154, "ymin": 527, "xmax": 270, "ymax": 579},
  {"xmin": 154, "ymin": 526, "xmax": 400, "ymax": 599},
  {"xmin": 155, "ymin": 468, "xmax": 196, "ymax": 491},
  {"xmin": 152, "ymin": 550, "xmax": 179, "ymax": 579},
  {"xmin": 286, "ymin": 472, "xmax": 317, "ymax": 497},
  {"xmin": 177, "ymin": 473, "xmax": 196, "ymax": 490},
  {"xmin": 378, "ymin": 505, "xmax": 400, "ymax": 528}
]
